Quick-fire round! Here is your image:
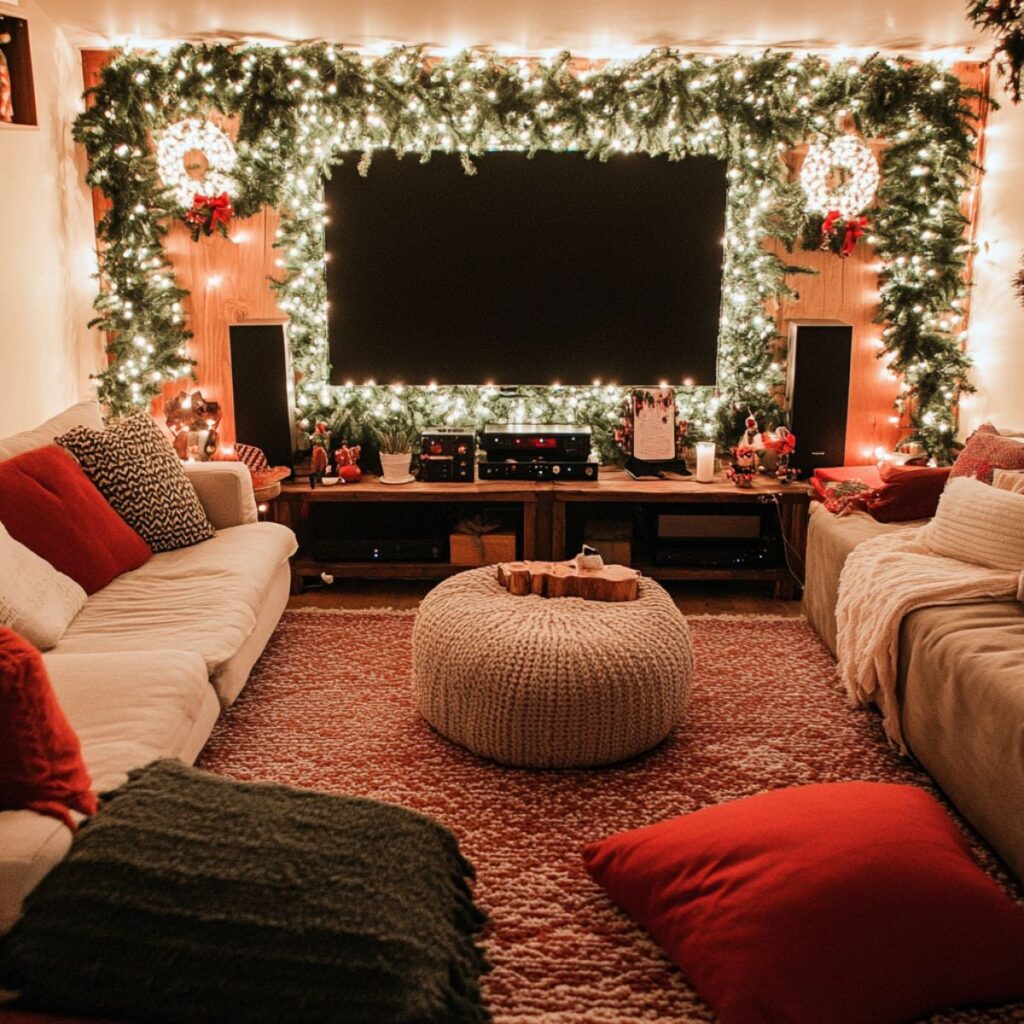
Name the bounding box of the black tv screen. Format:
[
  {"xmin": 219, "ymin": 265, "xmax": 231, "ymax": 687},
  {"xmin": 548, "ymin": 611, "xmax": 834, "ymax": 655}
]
[{"xmin": 324, "ymin": 150, "xmax": 727, "ymax": 386}]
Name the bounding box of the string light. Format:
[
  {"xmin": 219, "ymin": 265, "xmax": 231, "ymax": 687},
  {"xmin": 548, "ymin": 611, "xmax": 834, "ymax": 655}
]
[
  {"xmin": 75, "ymin": 45, "xmax": 979, "ymax": 460},
  {"xmin": 801, "ymin": 135, "xmax": 880, "ymax": 219},
  {"xmin": 154, "ymin": 118, "xmax": 237, "ymax": 208}
]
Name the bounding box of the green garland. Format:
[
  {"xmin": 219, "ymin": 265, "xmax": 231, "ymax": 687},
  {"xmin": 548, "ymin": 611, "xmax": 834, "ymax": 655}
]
[
  {"xmin": 968, "ymin": 0, "xmax": 1024, "ymax": 102},
  {"xmin": 74, "ymin": 45, "xmax": 981, "ymax": 461}
]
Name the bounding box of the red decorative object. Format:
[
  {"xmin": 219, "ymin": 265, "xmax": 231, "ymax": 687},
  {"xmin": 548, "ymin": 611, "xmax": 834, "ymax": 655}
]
[
  {"xmin": 234, "ymin": 442, "xmax": 291, "ymax": 491},
  {"xmin": 0, "ymin": 446, "xmax": 152, "ymax": 594},
  {"xmin": 582, "ymin": 782, "xmax": 1024, "ymax": 1024},
  {"xmin": 725, "ymin": 445, "xmax": 757, "ymax": 487},
  {"xmin": 821, "ymin": 209, "xmax": 870, "ymax": 258},
  {"xmin": 333, "ymin": 444, "xmax": 363, "ymax": 483},
  {"xmin": 184, "ymin": 191, "xmax": 234, "ymax": 241},
  {"xmin": 949, "ymin": 425, "xmax": 1024, "ymax": 484},
  {"xmin": 309, "ymin": 422, "xmax": 330, "ymax": 478},
  {"xmin": 193, "ymin": 611, "xmax": 1024, "ymax": 1022},
  {"xmin": 0, "ymin": 627, "xmax": 98, "ymax": 830},
  {"xmin": 862, "ymin": 463, "xmax": 951, "ymax": 522}
]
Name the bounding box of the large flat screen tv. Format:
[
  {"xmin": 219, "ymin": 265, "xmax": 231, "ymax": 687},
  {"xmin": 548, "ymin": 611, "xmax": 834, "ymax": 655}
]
[{"xmin": 324, "ymin": 150, "xmax": 727, "ymax": 386}]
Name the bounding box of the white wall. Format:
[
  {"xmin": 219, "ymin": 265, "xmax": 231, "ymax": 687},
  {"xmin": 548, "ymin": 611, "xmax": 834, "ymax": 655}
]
[
  {"xmin": 962, "ymin": 72, "xmax": 1024, "ymax": 435},
  {"xmin": 0, "ymin": 0, "xmax": 98, "ymax": 437}
]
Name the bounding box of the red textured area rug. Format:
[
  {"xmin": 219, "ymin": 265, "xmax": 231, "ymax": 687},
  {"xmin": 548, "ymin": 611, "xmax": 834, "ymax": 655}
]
[{"xmin": 193, "ymin": 610, "xmax": 1024, "ymax": 1024}]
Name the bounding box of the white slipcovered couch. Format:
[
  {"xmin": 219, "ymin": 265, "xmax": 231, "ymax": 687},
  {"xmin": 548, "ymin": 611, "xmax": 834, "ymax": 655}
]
[{"xmin": 0, "ymin": 402, "xmax": 297, "ymax": 932}]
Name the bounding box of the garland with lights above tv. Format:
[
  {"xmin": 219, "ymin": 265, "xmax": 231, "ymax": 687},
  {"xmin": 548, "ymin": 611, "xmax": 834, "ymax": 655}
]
[{"xmin": 74, "ymin": 45, "xmax": 982, "ymax": 460}]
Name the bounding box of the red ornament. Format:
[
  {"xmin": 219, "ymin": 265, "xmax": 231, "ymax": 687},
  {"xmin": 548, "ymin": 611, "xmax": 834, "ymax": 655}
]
[
  {"xmin": 339, "ymin": 464, "xmax": 362, "ymax": 483},
  {"xmin": 184, "ymin": 191, "xmax": 234, "ymax": 241}
]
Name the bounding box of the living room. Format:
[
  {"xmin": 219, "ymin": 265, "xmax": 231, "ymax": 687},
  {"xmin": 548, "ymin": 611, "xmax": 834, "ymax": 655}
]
[{"xmin": 2, "ymin": 0, "xmax": 1024, "ymax": 1021}]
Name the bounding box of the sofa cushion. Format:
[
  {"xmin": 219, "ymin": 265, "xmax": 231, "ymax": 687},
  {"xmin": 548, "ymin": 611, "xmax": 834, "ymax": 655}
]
[
  {"xmin": 57, "ymin": 413, "xmax": 215, "ymax": 553},
  {"xmin": 44, "ymin": 650, "xmax": 219, "ymax": 794},
  {"xmin": 53, "ymin": 523, "xmax": 297, "ymax": 681},
  {"xmin": 0, "ymin": 446, "xmax": 153, "ymax": 595},
  {"xmin": 0, "ymin": 523, "xmax": 86, "ymax": 651},
  {"xmin": 582, "ymin": 782, "xmax": 1024, "ymax": 1024},
  {"xmin": 0, "ymin": 629, "xmax": 97, "ymax": 831},
  {"xmin": 0, "ymin": 811, "xmax": 73, "ymax": 935},
  {"xmin": 898, "ymin": 600, "xmax": 1024, "ymax": 886},
  {"xmin": 0, "ymin": 650, "xmax": 218, "ymax": 939},
  {"xmin": 0, "ymin": 401, "xmax": 104, "ymax": 462},
  {"xmin": 921, "ymin": 476, "xmax": 1024, "ymax": 571},
  {"xmin": 802, "ymin": 504, "xmax": 922, "ymax": 657},
  {"xmin": 949, "ymin": 425, "xmax": 1024, "ymax": 484}
]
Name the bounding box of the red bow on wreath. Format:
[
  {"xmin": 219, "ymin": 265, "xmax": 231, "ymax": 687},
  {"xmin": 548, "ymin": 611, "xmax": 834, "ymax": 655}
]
[
  {"xmin": 184, "ymin": 192, "xmax": 234, "ymax": 241},
  {"xmin": 820, "ymin": 210, "xmax": 869, "ymax": 258},
  {"xmin": 840, "ymin": 215, "xmax": 868, "ymax": 258}
]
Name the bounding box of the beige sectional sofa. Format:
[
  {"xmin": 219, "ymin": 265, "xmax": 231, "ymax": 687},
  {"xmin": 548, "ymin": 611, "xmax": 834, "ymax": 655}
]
[
  {"xmin": 803, "ymin": 502, "xmax": 1024, "ymax": 884},
  {"xmin": 0, "ymin": 404, "xmax": 297, "ymax": 932}
]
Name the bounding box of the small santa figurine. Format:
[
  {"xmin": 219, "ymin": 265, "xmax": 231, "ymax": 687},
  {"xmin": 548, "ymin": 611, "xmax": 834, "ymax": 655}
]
[{"xmin": 740, "ymin": 412, "xmax": 765, "ymax": 451}]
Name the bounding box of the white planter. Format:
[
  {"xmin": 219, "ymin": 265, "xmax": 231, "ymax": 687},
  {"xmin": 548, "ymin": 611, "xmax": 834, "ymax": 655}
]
[{"xmin": 380, "ymin": 451, "xmax": 413, "ymax": 482}]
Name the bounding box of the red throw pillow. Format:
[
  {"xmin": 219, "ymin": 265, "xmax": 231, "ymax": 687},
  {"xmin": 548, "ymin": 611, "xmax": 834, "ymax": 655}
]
[
  {"xmin": 582, "ymin": 783, "xmax": 1024, "ymax": 1024},
  {"xmin": 0, "ymin": 445, "xmax": 151, "ymax": 594},
  {"xmin": 0, "ymin": 628, "xmax": 97, "ymax": 829},
  {"xmin": 863, "ymin": 463, "xmax": 951, "ymax": 522},
  {"xmin": 949, "ymin": 425, "xmax": 1024, "ymax": 484}
]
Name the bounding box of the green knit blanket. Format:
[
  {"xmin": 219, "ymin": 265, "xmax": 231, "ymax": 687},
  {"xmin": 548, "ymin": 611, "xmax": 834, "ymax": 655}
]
[{"xmin": 0, "ymin": 760, "xmax": 490, "ymax": 1024}]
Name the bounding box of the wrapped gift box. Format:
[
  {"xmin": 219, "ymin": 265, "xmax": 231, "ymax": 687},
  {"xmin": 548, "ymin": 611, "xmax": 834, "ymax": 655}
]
[{"xmin": 450, "ymin": 530, "xmax": 517, "ymax": 566}]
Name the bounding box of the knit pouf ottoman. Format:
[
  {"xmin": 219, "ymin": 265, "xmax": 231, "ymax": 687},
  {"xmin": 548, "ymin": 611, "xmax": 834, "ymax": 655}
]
[{"xmin": 412, "ymin": 566, "xmax": 695, "ymax": 768}]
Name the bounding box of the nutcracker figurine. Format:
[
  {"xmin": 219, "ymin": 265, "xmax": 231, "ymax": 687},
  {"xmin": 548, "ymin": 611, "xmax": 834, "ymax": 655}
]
[{"xmin": 308, "ymin": 421, "xmax": 331, "ymax": 485}]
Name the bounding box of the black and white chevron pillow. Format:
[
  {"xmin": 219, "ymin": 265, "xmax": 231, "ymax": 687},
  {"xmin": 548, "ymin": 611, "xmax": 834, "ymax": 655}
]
[{"xmin": 57, "ymin": 414, "xmax": 215, "ymax": 553}]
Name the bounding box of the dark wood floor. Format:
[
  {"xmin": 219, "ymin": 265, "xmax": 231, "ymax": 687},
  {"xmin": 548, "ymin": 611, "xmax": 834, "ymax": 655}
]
[{"xmin": 288, "ymin": 579, "xmax": 805, "ymax": 616}]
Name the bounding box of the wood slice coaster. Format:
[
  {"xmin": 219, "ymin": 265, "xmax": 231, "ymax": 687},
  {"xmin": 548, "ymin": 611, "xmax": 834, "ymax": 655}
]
[{"xmin": 496, "ymin": 560, "xmax": 641, "ymax": 602}]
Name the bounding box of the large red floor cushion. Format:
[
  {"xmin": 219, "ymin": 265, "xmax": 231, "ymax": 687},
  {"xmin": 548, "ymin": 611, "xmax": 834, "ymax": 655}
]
[
  {"xmin": 583, "ymin": 782, "xmax": 1024, "ymax": 1024},
  {"xmin": 0, "ymin": 446, "xmax": 151, "ymax": 594}
]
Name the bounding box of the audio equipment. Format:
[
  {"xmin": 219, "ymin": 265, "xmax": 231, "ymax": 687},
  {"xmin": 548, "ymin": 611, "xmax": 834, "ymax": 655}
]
[
  {"xmin": 479, "ymin": 423, "xmax": 591, "ymax": 462},
  {"xmin": 786, "ymin": 320, "xmax": 853, "ymax": 477},
  {"xmin": 419, "ymin": 429, "xmax": 476, "ymax": 483},
  {"xmin": 478, "ymin": 460, "xmax": 598, "ymax": 482},
  {"xmin": 229, "ymin": 323, "xmax": 296, "ymax": 468},
  {"xmin": 651, "ymin": 504, "xmax": 781, "ymax": 569}
]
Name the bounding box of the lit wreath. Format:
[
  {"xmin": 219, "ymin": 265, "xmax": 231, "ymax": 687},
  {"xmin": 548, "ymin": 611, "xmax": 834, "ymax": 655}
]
[
  {"xmin": 154, "ymin": 118, "xmax": 237, "ymax": 209},
  {"xmin": 801, "ymin": 135, "xmax": 879, "ymax": 220}
]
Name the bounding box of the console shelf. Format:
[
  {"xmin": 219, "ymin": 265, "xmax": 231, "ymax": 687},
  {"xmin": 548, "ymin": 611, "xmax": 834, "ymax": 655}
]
[{"xmin": 271, "ymin": 470, "xmax": 810, "ymax": 598}]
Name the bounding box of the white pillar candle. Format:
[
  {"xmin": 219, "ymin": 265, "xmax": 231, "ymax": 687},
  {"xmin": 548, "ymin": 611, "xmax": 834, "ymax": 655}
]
[{"xmin": 695, "ymin": 442, "xmax": 716, "ymax": 483}]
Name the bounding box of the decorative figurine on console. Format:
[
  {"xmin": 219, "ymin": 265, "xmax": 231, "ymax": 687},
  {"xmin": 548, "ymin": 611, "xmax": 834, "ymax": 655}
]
[
  {"xmin": 165, "ymin": 390, "xmax": 222, "ymax": 461},
  {"xmin": 308, "ymin": 421, "xmax": 331, "ymax": 487},
  {"xmin": 726, "ymin": 446, "xmax": 758, "ymax": 488},
  {"xmin": 739, "ymin": 412, "xmax": 765, "ymax": 452},
  {"xmin": 333, "ymin": 443, "xmax": 363, "ymax": 483},
  {"xmin": 763, "ymin": 427, "xmax": 798, "ymax": 483}
]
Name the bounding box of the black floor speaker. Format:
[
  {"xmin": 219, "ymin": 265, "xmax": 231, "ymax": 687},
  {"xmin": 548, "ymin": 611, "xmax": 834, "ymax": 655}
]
[
  {"xmin": 229, "ymin": 323, "xmax": 296, "ymax": 468},
  {"xmin": 786, "ymin": 320, "xmax": 853, "ymax": 476}
]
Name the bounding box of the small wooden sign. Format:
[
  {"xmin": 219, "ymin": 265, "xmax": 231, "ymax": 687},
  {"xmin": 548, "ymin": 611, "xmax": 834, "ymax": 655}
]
[{"xmin": 496, "ymin": 560, "xmax": 641, "ymax": 602}]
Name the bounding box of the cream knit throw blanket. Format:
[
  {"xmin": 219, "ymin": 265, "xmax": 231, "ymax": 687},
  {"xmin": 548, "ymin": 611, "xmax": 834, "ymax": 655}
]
[{"xmin": 836, "ymin": 527, "xmax": 1022, "ymax": 752}]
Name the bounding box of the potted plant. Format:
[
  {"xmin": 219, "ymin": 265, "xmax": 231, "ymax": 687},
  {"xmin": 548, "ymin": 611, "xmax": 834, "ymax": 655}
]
[{"xmin": 375, "ymin": 427, "xmax": 414, "ymax": 483}]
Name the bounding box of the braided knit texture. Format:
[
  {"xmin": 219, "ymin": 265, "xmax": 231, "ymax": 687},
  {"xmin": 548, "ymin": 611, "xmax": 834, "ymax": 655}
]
[
  {"xmin": 413, "ymin": 567, "xmax": 694, "ymax": 768},
  {"xmin": 0, "ymin": 759, "xmax": 490, "ymax": 1024}
]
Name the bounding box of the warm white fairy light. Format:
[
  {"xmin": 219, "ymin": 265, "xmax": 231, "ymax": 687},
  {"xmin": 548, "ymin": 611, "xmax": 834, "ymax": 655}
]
[
  {"xmin": 154, "ymin": 118, "xmax": 237, "ymax": 208},
  {"xmin": 801, "ymin": 135, "xmax": 880, "ymax": 219}
]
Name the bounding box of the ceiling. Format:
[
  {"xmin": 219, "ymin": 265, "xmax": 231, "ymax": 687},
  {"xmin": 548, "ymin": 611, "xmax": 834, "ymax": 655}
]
[{"xmin": 37, "ymin": 0, "xmax": 990, "ymax": 60}]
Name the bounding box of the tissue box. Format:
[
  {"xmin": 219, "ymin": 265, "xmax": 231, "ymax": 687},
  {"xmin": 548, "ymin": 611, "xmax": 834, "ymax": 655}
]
[{"xmin": 449, "ymin": 531, "xmax": 517, "ymax": 566}]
